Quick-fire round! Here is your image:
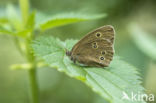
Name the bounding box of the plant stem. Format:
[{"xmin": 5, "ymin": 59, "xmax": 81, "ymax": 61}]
[
  {"xmin": 19, "ymin": 0, "xmax": 29, "ymax": 25},
  {"xmin": 19, "ymin": 0, "xmax": 39, "ymax": 103},
  {"xmin": 26, "ymin": 38, "xmax": 39, "ymax": 103},
  {"xmin": 28, "ymin": 68, "xmax": 39, "ymax": 103}
]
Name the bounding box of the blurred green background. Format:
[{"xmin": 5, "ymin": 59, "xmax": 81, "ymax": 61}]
[{"xmin": 0, "ymin": 0, "xmax": 156, "ymax": 103}]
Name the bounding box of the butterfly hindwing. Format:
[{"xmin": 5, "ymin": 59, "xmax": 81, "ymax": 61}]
[{"xmin": 72, "ymin": 39, "xmax": 114, "ymax": 67}]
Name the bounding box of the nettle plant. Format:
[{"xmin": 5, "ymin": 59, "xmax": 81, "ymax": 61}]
[{"xmin": 0, "ymin": 0, "xmax": 146, "ymax": 103}]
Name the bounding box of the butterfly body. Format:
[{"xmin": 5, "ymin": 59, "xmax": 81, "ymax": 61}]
[{"xmin": 66, "ymin": 25, "xmax": 115, "ymax": 67}]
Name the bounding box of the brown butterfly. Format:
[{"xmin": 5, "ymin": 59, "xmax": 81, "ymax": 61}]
[{"xmin": 66, "ymin": 25, "xmax": 115, "ymax": 67}]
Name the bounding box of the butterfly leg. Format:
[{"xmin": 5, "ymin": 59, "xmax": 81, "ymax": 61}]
[
  {"xmin": 73, "ymin": 58, "xmax": 76, "ymax": 64},
  {"xmin": 70, "ymin": 56, "xmax": 76, "ymax": 64},
  {"xmin": 66, "ymin": 50, "xmax": 71, "ymax": 56}
]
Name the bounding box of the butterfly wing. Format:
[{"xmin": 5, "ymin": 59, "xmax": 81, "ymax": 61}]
[
  {"xmin": 71, "ymin": 25, "xmax": 114, "ymax": 53},
  {"xmin": 70, "ymin": 25, "xmax": 115, "ymax": 67}
]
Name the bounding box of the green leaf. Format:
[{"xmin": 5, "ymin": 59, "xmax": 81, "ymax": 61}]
[
  {"xmin": 32, "ymin": 36, "xmax": 145, "ymax": 103},
  {"xmin": 36, "ymin": 12, "xmax": 107, "ymax": 31},
  {"xmin": 15, "ymin": 11, "xmax": 36, "ymax": 38},
  {"xmin": 12, "ymin": 11, "xmax": 36, "ymax": 38},
  {"xmin": 15, "ymin": 29, "xmax": 32, "ymax": 38},
  {"xmin": 6, "ymin": 4, "xmax": 23, "ymax": 31},
  {"xmin": 0, "ymin": 24, "xmax": 14, "ymax": 35},
  {"xmin": 0, "ymin": 24, "xmax": 31, "ymax": 37},
  {"xmin": 25, "ymin": 11, "xmax": 36, "ymax": 31},
  {"xmin": 4, "ymin": 4, "xmax": 35, "ymax": 38},
  {"xmin": 128, "ymin": 23, "xmax": 156, "ymax": 61}
]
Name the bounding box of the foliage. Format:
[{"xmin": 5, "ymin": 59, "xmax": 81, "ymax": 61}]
[
  {"xmin": 0, "ymin": 0, "xmax": 151, "ymax": 103},
  {"xmin": 32, "ymin": 36, "xmax": 145, "ymax": 103},
  {"xmin": 0, "ymin": 1, "xmax": 107, "ymax": 103},
  {"xmin": 36, "ymin": 12, "xmax": 107, "ymax": 31}
]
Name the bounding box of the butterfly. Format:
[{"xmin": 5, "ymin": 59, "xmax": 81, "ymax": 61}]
[{"xmin": 66, "ymin": 25, "xmax": 115, "ymax": 67}]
